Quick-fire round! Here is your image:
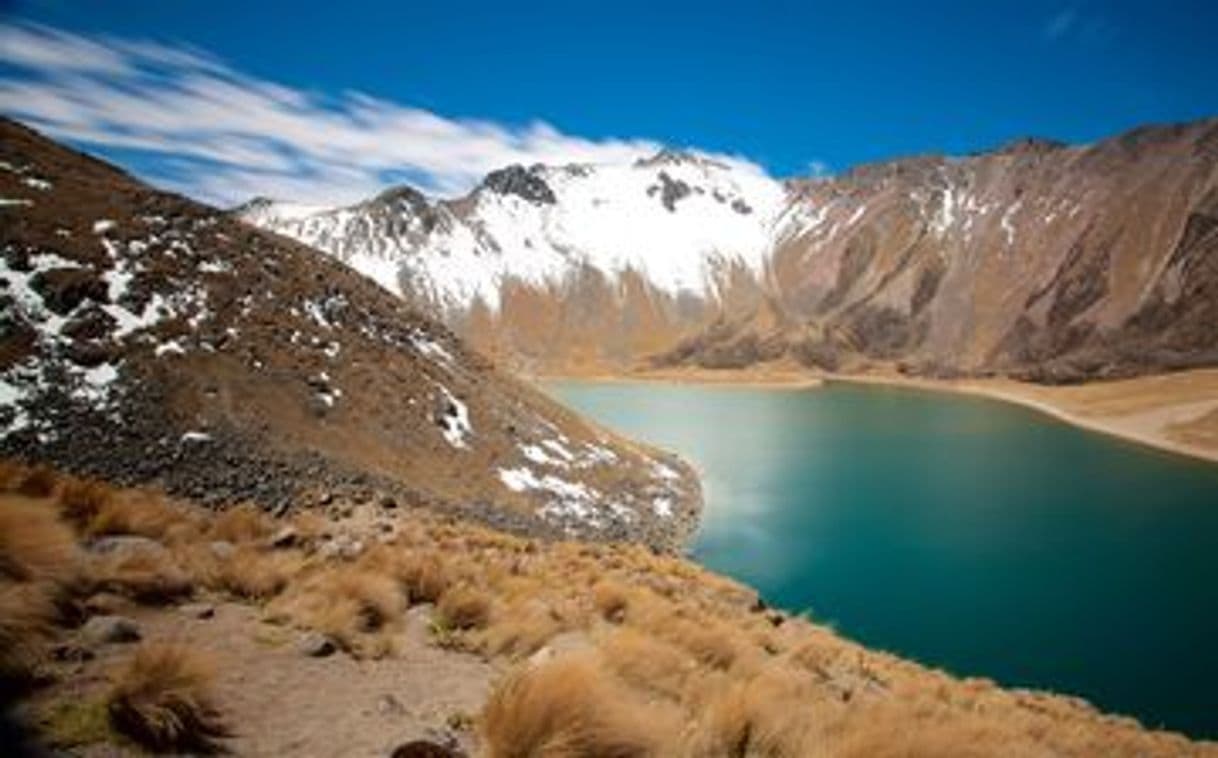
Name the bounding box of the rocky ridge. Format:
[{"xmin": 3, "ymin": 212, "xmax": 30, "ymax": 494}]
[{"xmin": 240, "ymin": 118, "xmax": 1218, "ymax": 382}]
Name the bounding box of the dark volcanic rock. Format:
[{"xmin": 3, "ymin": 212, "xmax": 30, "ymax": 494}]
[{"xmin": 481, "ymin": 165, "xmax": 556, "ymax": 204}]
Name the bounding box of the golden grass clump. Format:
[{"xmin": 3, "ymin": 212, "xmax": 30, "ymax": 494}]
[
  {"xmin": 477, "ymin": 603, "xmax": 563, "ymax": 658},
  {"xmin": 0, "ymin": 495, "xmax": 79, "ymax": 587},
  {"xmin": 436, "ymin": 585, "xmax": 492, "ymax": 631},
  {"xmin": 683, "ymin": 666, "xmax": 822, "ymax": 758},
  {"xmin": 84, "ymin": 491, "xmax": 181, "ymax": 541},
  {"xmin": 591, "ymin": 580, "xmax": 630, "ymax": 623},
  {"xmin": 210, "ymin": 546, "xmax": 305, "ymax": 601},
  {"xmin": 54, "ymin": 476, "xmax": 119, "ymax": 532},
  {"xmin": 92, "ymin": 548, "xmax": 193, "ymax": 604},
  {"xmin": 0, "ymin": 582, "xmax": 59, "ymax": 686},
  {"xmin": 208, "ymin": 503, "xmax": 270, "ymax": 544},
  {"xmin": 666, "ymin": 617, "xmax": 740, "ymax": 671},
  {"xmin": 598, "ymin": 627, "xmax": 697, "ymax": 701},
  {"xmin": 14, "ymin": 464, "xmax": 58, "ymax": 497},
  {"xmin": 106, "ymin": 644, "xmax": 229, "ymax": 753},
  {"xmin": 480, "ymin": 653, "xmax": 679, "ymax": 758},
  {"xmin": 381, "ymin": 548, "xmax": 452, "ymax": 604},
  {"xmin": 271, "ymin": 566, "xmax": 404, "ymax": 656}
]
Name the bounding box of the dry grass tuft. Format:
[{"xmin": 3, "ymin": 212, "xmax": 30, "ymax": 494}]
[
  {"xmin": 106, "ymin": 644, "xmax": 229, "ymax": 753},
  {"xmin": 210, "ymin": 546, "xmax": 305, "ymax": 601},
  {"xmin": 599, "ymin": 627, "xmax": 696, "ymax": 701},
  {"xmin": 481, "ymin": 652, "xmax": 679, "ymax": 758},
  {"xmin": 591, "ymin": 580, "xmax": 630, "ymax": 623},
  {"xmin": 272, "ymin": 566, "xmax": 404, "ymax": 656},
  {"xmin": 208, "ymin": 504, "xmax": 270, "ymax": 544},
  {"xmin": 0, "ymin": 582, "xmax": 59, "ymax": 687},
  {"xmin": 376, "ymin": 548, "xmax": 451, "ymax": 604},
  {"xmin": 55, "ymin": 477, "xmax": 119, "ymax": 531},
  {"xmin": 14, "ymin": 465, "xmax": 58, "ymax": 497},
  {"xmin": 436, "ymin": 586, "xmax": 492, "ymax": 631},
  {"xmin": 92, "ymin": 547, "xmax": 193, "ymax": 605},
  {"xmin": 667, "ymin": 618, "xmax": 739, "ymax": 671},
  {"xmin": 683, "ymin": 667, "xmax": 822, "ymax": 757},
  {"xmin": 85, "ymin": 492, "xmax": 180, "ymax": 541},
  {"xmin": 0, "ymin": 495, "xmax": 79, "ymax": 587},
  {"xmin": 478, "ymin": 602, "xmax": 563, "ymax": 658}
]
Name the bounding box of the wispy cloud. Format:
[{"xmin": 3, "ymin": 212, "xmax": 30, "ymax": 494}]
[
  {"xmin": 806, "ymin": 160, "xmax": 833, "ymax": 179},
  {"xmin": 1043, "ymin": 8, "xmax": 1078, "ymax": 41},
  {"xmin": 0, "ymin": 21, "xmax": 769, "ymax": 206},
  {"xmin": 1041, "ymin": 7, "xmax": 1118, "ymax": 46}
]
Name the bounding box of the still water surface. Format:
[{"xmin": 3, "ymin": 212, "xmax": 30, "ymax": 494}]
[{"xmin": 548, "ymin": 380, "xmax": 1218, "ymax": 738}]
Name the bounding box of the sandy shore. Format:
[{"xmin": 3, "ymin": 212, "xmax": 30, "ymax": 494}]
[
  {"xmin": 825, "ymin": 371, "xmax": 1218, "ymax": 466},
  {"xmin": 535, "ymin": 363, "xmax": 824, "ymax": 390},
  {"xmin": 539, "ymin": 367, "xmax": 1218, "ymax": 466}
]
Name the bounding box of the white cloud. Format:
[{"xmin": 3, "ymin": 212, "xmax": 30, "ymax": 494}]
[{"xmin": 0, "ymin": 21, "xmax": 773, "ymax": 207}]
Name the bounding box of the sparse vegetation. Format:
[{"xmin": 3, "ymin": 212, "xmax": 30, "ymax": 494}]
[
  {"xmin": 480, "ymin": 652, "xmax": 680, "ymax": 757},
  {"xmin": 436, "ymin": 585, "xmax": 492, "ymax": 631},
  {"xmin": 106, "ymin": 644, "xmax": 229, "ymax": 752},
  {"xmin": 37, "ymin": 698, "xmax": 115, "ymax": 749}
]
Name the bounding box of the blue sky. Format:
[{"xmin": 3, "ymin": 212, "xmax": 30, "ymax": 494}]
[{"xmin": 2, "ymin": 0, "xmax": 1216, "ymax": 205}]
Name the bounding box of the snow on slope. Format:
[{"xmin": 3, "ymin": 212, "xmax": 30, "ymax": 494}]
[{"xmin": 238, "ymin": 151, "xmax": 786, "ymax": 313}]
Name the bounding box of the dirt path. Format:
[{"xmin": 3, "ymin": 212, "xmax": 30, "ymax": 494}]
[{"xmin": 50, "ymin": 599, "xmax": 497, "ymax": 757}]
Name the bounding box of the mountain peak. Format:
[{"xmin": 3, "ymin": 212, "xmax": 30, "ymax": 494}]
[
  {"xmin": 992, "ymin": 137, "xmax": 1069, "ymax": 156},
  {"xmin": 364, "ymin": 184, "xmax": 430, "ymax": 213},
  {"xmin": 633, "ymin": 148, "xmax": 728, "ymax": 170},
  {"xmin": 479, "ymin": 164, "xmax": 557, "ymax": 204}
]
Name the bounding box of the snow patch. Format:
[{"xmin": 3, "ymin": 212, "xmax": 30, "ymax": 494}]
[{"xmin": 436, "ymin": 386, "xmax": 472, "ymax": 448}]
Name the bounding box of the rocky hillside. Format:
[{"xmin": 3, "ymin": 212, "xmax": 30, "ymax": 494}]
[
  {"xmin": 241, "ymin": 119, "xmax": 1218, "ymax": 382},
  {"xmin": 0, "ymin": 118, "xmax": 699, "ymax": 548}
]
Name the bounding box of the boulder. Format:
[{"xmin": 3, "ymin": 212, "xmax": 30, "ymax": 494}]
[
  {"xmin": 297, "ymin": 632, "xmax": 336, "ymax": 657},
  {"xmin": 180, "ymin": 603, "xmax": 215, "ymax": 620},
  {"xmin": 269, "ymin": 526, "xmax": 298, "ymax": 549},
  {"xmin": 81, "ymin": 615, "xmax": 141, "ymax": 645}
]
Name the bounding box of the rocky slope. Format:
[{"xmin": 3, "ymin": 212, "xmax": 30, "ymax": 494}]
[
  {"xmin": 0, "ymin": 118, "xmax": 699, "ymax": 548},
  {"xmin": 240, "ymin": 119, "xmax": 1218, "ymax": 382}
]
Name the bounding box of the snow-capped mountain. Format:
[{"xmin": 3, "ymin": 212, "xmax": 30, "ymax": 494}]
[
  {"xmin": 242, "ymin": 152, "xmax": 783, "ymax": 313},
  {"xmin": 240, "ymin": 119, "xmax": 1218, "ymax": 381},
  {"xmin": 238, "ymin": 151, "xmax": 786, "ymax": 371}
]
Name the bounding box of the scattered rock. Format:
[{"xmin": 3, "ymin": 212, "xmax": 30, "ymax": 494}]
[
  {"xmin": 269, "ymin": 526, "xmax": 298, "ymax": 549},
  {"xmin": 379, "ymin": 494, "xmax": 397, "ymax": 509},
  {"xmin": 376, "ymin": 693, "xmax": 406, "ymax": 716},
  {"xmin": 389, "ymin": 739, "xmax": 464, "ymax": 758},
  {"xmin": 209, "ymin": 540, "xmax": 236, "ymax": 560},
  {"xmin": 83, "ymin": 592, "xmax": 129, "ymax": 615},
  {"xmin": 81, "ymin": 615, "xmax": 141, "ymax": 645},
  {"xmin": 527, "ymin": 632, "xmax": 591, "ymax": 668},
  {"xmin": 88, "ymin": 535, "xmax": 165, "ymax": 557},
  {"xmin": 180, "ymin": 603, "xmax": 215, "ymax": 620},
  {"xmin": 51, "ymin": 642, "xmax": 94, "ymax": 662},
  {"xmin": 298, "ymin": 632, "xmax": 336, "ymax": 657}
]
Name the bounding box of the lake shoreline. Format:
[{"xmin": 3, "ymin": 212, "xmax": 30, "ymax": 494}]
[{"xmin": 538, "ymin": 367, "xmax": 1218, "ymax": 466}]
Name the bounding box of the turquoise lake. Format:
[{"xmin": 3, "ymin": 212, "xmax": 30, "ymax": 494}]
[{"xmin": 547, "ymin": 380, "xmax": 1218, "ymax": 739}]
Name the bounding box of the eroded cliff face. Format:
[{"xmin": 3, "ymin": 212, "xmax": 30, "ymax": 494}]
[
  {"xmin": 662, "ymin": 120, "xmax": 1218, "ymax": 382},
  {"xmin": 240, "ymin": 119, "xmax": 1218, "ymax": 382}
]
